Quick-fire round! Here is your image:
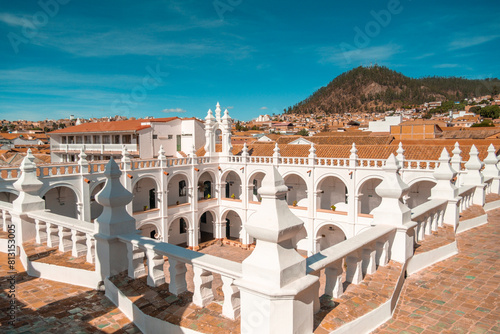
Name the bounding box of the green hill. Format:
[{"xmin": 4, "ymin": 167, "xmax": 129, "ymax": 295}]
[{"xmin": 287, "ymin": 66, "xmax": 499, "ymax": 114}]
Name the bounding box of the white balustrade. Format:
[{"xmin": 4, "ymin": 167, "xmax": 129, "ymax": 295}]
[
  {"xmin": 458, "ymin": 185, "xmax": 475, "ymax": 212},
  {"xmin": 27, "ymin": 211, "xmax": 96, "ymax": 263},
  {"xmin": 410, "ymin": 199, "xmax": 447, "ymax": 243},
  {"xmin": 306, "ymin": 225, "xmax": 395, "ymax": 300},
  {"xmin": 118, "ymin": 233, "xmax": 242, "ymax": 320}
]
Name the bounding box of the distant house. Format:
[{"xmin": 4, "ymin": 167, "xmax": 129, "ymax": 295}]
[
  {"xmin": 49, "ymin": 117, "xmax": 204, "ymax": 162},
  {"xmin": 390, "ymin": 120, "xmax": 444, "ymax": 140}
]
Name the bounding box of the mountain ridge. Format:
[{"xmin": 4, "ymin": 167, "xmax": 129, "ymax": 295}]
[{"xmin": 287, "ymin": 66, "xmax": 499, "ymax": 114}]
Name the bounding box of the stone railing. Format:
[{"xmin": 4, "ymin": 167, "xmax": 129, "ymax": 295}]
[
  {"xmin": 484, "ymin": 177, "xmax": 493, "ymax": 195},
  {"xmin": 306, "ymin": 225, "xmax": 395, "ymax": 299},
  {"xmin": 37, "ymin": 164, "xmax": 80, "ymax": 178},
  {"xmin": 118, "ymin": 233, "xmax": 242, "ymax": 320},
  {"xmin": 26, "ymin": 211, "xmax": 96, "ymax": 263},
  {"xmin": 0, "ymin": 201, "xmax": 13, "ymax": 231},
  {"xmin": 458, "ymin": 185, "xmax": 475, "ymax": 212},
  {"xmin": 317, "ymin": 158, "xmax": 349, "ymax": 167},
  {"xmin": 403, "ymin": 160, "xmax": 438, "ymax": 170},
  {"xmin": 0, "ymin": 167, "xmax": 20, "ymax": 180},
  {"xmin": 410, "ymin": 199, "xmax": 447, "ymax": 243},
  {"xmin": 358, "ymin": 158, "xmax": 387, "ymax": 168},
  {"xmin": 52, "ymin": 143, "xmax": 138, "ymax": 153}
]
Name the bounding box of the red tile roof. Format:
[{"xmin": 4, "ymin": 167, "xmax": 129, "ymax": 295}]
[{"xmin": 49, "ymin": 117, "xmax": 179, "ymax": 134}]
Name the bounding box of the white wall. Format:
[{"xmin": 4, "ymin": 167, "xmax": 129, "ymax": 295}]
[{"xmin": 368, "ymin": 115, "xmax": 402, "ymax": 132}]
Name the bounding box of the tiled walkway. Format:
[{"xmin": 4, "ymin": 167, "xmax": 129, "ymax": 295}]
[
  {"xmin": 373, "ymin": 208, "xmax": 500, "ymax": 333},
  {"xmin": 0, "ymin": 252, "xmax": 139, "ymax": 333}
]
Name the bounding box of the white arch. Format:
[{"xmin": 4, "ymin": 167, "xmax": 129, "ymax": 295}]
[
  {"xmin": 247, "ymin": 169, "xmax": 267, "ymax": 184},
  {"xmin": 40, "ymin": 182, "xmax": 82, "ymax": 203},
  {"xmin": 131, "ymin": 173, "xmax": 161, "ymax": 190},
  {"xmin": 137, "ymin": 219, "xmax": 162, "ymax": 232},
  {"xmin": 0, "ymin": 187, "xmax": 19, "ymax": 196},
  {"xmin": 220, "ymin": 168, "xmax": 242, "ymax": 184},
  {"xmin": 406, "ymin": 176, "xmax": 437, "ymax": 187},
  {"xmin": 89, "ymin": 179, "xmax": 106, "ymax": 194},
  {"xmin": 168, "ymin": 214, "xmax": 192, "ymax": 229},
  {"xmin": 315, "ymin": 173, "xmax": 349, "ymax": 191},
  {"xmin": 197, "ymin": 208, "xmax": 219, "ymax": 223},
  {"xmin": 220, "ymin": 208, "xmax": 244, "ymax": 222},
  {"xmin": 314, "ymin": 221, "xmax": 349, "ymax": 239},
  {"xmin": 282, "ymin": 171, "xmax": 309, "ymax": 187},
  {"xmin": 355, "ymin": 175, "xmax": 384, "ymax": 195}
]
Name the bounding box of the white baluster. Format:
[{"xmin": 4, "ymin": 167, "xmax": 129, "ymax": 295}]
[
  {"xmin": 46, "ymin": 222, "xmax": 55, "ymax": 247},
  {"xmin": 346, "ymin": 254, "xmax": 362, "ymax": 284},
  {"xmin": 58, "ymin": 226, "xmax": 70, "ymax": 252},
  {"xmin": 362, "ymin": 247, "xmax": 377, "ymax": 276},
  {"xmin": 375, "ymin": 240, "xmax": 389, "ymax": 266},
  {"xmin": 145, "ymin": 245, "xmax": 165, "ymax": 287},
  {"xmin": 126, "ymin": 241, "xmax": 146, "ymax": 279},
  {"xmin": 168, "ymin": 257, "xmax": 187, "ymax": 294},
  {"xmin": 221, "ymin": 275, "xmax": 240, "ymax": 320},
  {"xmin": 324, "ymin": 260, "xmax": 343, "ymax": 298},
  {"xmin": 85, "ymin": 234, "xmax": 95, "ymax": 263},
  {"xmin": 192, "ymin": 266, "xmax": 214, "ymax": 307}
]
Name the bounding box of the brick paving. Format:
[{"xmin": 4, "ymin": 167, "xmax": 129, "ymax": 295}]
[
  {"xmin": 107, "ymin": 243, "xmax": 253, "ymax": 334},
  {"xmin": 414, "ymin": 225, "xmax": 455, "ymax": 255},
  {"xmin": 0, "ymin": 252, "xmax": 139, "ymax": 333},
  {"xmin": 372, "ymin": 208, "xmax": 500, "ymax": 334},
  {"xmin": 23, "ymin": 241, "xmax": 95, "ymax": 271},
  {"xmin": 314, "ymin": 261, "xmax": 403, "ymax": 333}
]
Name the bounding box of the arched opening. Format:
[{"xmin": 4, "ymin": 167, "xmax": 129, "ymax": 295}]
[
  {"xmin": 140, "ymin": 223, "xmax": 159, "ymax": 239},
  {"xmin": 90, "ymin": 182, "xmax": 105, "ymax": 221},
  {"xmin": 248, "ymin": 172, "xmax": 265, "ymax": 202},
  {"xmin": 215, "ymin": 128, "xmax": 222, "ymax": 144},
  {"xmin": 222, "ymin": 210, "xmax": 242, "ymax": 240},
  {"xmin": 358, "ymin": 178, "xmax": 382, "ymax": 214},
  {"xmin": 284, "ymin": 174, "xmax": 308, "ymax": 207},
  {"xmin": 199, "ymin": 211, "xmax": 215, "ymax": 243},
  {"xmin": 198, "ymin": 172, "xmax": 215, "ymax": 200},
  {"xmin": 132, "ymin": 177, "xmax": 158, "ymax": 213},
  {"xmin": 168, "ymin": 217, "xmax": 189, "ymax": 246},
  {"xmin": 0, "ymin": 191, "xmax": 18, "ymax": 203},
  {"xmin": 222, "ymin": 171, "xmax": 242, "ymax": 200},
  {"xmin": 317, "ymin": 176, "xmax": 348, "ymax": 211},
  {"xmin": 43, "ymin": 186, "xmax": 79, "ymax": 219},
  {"xmin": 406, "ymin": 180, "xmax": 436, "ymax": 209},
  {"xmin": 316, "ymin": 224, "xmax": 346, "ymax": 252},
  {"xmin": 168, "ymin": 174, "xmax": 189, "ymax": 206}
]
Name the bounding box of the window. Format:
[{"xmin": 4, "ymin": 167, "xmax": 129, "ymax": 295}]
[
  {"xmin": 153, "ymin": 134, "xmax": 158, "ymax": 140},
  {"xmin": 102, "ymin": 135, "xmax": 110, "ymax": 144},
  {"xmin": 253, "ymin": 179, "xmax": 258, "ymax": 196},
  {"xmin": 180, "ymin": 218, "xmax": 187, "ymax": 234},
  {"xmin": 113, "ymin": 135, "xmax": 120, "ymax": 144},
  {"xmin": 179, "ymin": 180, "xmax": 186, "ymax": 197},
  {"xmin": 168, "ymin": 135, "xmax": 173, "ymax": 139},
  {"xmin": 93, "ymin": 135, "xmax": 101, "ymax": 144},
  {"xmin": 122, "ymin": 135, "xmax": 131, "ymax": 144},
  {"xmin": 68, "ymin": 136, "xmax": 74, "ymax": 144},
  {"xmin": 84, "ymin": 135, "xmax": 92, "ymax": 144},
  {"xmin": 76, "ymin": 136, "xmax": 83, "ymax": 144},
  {"xmin": 62, "ymin": 136, "xmax": 67, "ymax": 144}
]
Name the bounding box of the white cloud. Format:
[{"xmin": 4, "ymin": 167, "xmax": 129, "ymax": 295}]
[
  {"xmin": 260, "ymin": 106, "xmax": 268, "ymax": 110},
  {"xmin": 414, "ymin": 53, "xmax": 434, "ymax": 60},
  {"xmin": 226, "ymin": 106, "xmax": 234, "ymax": 109},
  {"xmin": 319, "ymin": 44, "xmax": 400, "ymax": 67},
  {"xmin": 0, "ymin": 13, "xmax": 29, "ymax": 28},
  {"xmin": 449, "ymin": 35, "xmax": 499, "ymax": 51},
  {"xmin": 433, "ymin": 64, "xmax": 459, "ymax": 69},
  {"xmin": 162, "ymin": 108, "xmax": 187, "ymax": 113}
]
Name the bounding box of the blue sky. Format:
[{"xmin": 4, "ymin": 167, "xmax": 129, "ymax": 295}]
[{"xmin": 0, "ymin": 0, "xmax": 499, "ymax": 122}]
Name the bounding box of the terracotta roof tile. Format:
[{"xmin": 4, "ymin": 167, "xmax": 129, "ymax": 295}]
[{"xmin": 49, "ymin": 117, "xmax": 179, "ymax": 134}]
